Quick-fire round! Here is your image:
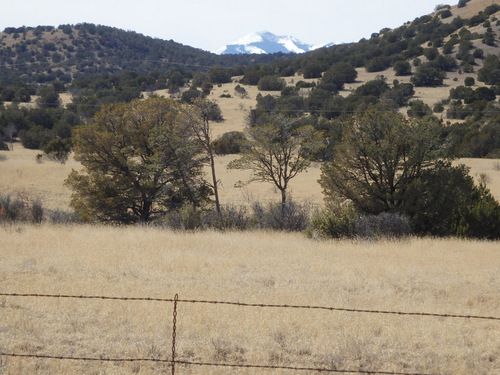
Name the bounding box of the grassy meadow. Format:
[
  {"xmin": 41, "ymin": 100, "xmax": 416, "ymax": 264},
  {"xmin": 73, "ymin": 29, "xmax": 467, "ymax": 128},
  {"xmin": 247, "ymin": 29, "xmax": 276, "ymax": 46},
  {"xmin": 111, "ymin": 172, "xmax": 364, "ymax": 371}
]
[
  {"xmin": 1, "ymin": 225, "xmax": 499, "ymax": 374},
  {"xmin": 1, "ymin": 76, "xmax": 500, "ymax": 374}
]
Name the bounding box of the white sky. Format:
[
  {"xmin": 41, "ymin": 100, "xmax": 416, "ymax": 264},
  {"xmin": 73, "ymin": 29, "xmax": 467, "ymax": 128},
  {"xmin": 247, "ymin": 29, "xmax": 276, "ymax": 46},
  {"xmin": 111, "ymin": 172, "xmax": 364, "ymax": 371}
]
[{"xmin": 1, "ymin": 0, "xmax": 457, "ymax": 52}]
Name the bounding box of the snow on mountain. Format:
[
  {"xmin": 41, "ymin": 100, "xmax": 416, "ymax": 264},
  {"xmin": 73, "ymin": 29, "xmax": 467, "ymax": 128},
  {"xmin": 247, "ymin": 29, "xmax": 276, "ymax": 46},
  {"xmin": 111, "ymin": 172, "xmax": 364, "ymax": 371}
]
[{"xmin": 216, "ymin": 31, "xmax": 332, "ymax": 55}]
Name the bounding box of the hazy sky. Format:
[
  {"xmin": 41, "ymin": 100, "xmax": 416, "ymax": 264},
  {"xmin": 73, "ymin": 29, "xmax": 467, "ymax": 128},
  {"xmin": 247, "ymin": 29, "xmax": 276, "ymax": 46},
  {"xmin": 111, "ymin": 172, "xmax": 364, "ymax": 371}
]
[{"xmin": 2, "ymin": 0, "xmax": 457, "ymax": 52}]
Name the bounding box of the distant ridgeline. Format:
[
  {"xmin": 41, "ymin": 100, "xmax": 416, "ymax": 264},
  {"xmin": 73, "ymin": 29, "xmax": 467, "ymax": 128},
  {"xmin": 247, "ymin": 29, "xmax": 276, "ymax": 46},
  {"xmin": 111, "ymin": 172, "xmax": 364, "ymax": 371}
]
[{"xmin": 0, "ymin": 24, "xmax": 286, "ymax": 85}]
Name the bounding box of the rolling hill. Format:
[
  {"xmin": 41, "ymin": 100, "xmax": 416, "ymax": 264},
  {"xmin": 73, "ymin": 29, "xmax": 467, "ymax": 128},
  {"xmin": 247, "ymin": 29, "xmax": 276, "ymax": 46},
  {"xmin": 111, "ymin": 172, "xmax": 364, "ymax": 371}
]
[
  {"xmin": 0, "ymin": 23, "xmax": 286, "ymax": 85},
  {"xmin": 1, "ymin": 0, "xmax": 500, "ymax": 158}
]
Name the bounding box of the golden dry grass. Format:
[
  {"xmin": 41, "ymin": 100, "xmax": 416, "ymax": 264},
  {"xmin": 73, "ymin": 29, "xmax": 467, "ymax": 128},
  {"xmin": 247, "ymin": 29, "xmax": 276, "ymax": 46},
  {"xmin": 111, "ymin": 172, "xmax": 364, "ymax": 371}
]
[
  {"xmin": 2, "ymin": 146, "xmax": 499, "ymax": 211},
  {"xmin": 1, "ymin": 225, "xmax": 499, "ymax": 374},
  {"xmin": 0, "ymin": 147, "xmax": 81, "ymax": 211}
]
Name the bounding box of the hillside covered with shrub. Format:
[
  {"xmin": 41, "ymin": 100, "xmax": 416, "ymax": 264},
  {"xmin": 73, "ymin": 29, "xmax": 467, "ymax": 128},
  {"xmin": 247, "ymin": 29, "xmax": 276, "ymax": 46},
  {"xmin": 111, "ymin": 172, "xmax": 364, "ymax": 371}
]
[{"xmin": 1, "ymin": 1, "xmax": 500, "ymax": 157}]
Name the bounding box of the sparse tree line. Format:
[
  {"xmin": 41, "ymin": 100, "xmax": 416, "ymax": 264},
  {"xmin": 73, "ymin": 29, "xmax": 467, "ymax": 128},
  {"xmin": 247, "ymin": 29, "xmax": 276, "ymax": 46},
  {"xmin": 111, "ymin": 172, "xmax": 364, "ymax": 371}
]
[{"xmin": 2, "ymin": 95, "xmax": 499, "ymax": 240}]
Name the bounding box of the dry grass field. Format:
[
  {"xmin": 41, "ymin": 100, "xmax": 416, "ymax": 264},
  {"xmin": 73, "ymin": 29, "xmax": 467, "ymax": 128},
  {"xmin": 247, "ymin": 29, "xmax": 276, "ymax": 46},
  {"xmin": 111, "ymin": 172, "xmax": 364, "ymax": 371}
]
[{"xmin": 1, "ymin": 225, "xmax": 499, "ymax": 374}]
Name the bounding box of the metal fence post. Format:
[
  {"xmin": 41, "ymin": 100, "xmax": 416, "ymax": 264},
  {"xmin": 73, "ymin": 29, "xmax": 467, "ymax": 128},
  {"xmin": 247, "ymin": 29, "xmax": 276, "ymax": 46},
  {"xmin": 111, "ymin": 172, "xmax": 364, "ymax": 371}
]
[{"xmin": 171, "ymin": 294, "xmax": 178, "ymax": 375}]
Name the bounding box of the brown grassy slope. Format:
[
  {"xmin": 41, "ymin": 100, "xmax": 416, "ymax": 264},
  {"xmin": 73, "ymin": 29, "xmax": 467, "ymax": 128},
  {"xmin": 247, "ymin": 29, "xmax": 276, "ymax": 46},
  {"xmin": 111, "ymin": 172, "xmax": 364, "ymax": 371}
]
[
  {"xmin": 1, "ymin": 225, "xmax": 499, "ymax": 374},
  {"xmin": 337, "ymin": 0, "xmax": 500, "ymax": 112},
  {"xmin": 444, "ymin": 0, "xmax": 500, "ymax": 21}
]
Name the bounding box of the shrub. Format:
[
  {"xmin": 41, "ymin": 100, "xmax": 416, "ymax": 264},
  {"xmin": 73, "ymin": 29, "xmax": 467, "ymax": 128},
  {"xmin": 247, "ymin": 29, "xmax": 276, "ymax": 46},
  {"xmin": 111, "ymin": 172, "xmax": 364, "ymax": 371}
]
[
  {"xmin": 464, "ymin": 77, "xmax": 475, "ymax": 86},
  {"xmin": 407, "ymin": 100, "xmax": 432, "ymax": 118},
  {"xmin": 203, "ymin": 205, "xmax": 250, "ymax": 231},
  {"xmin": 303, "ymin": 62, "xmax": 324, "ymax": 79},
  {"xmin": 393, "ymin": 60, "xmax": 412, "ymax": 76},
  {"xmin": 295, "ymin": 81, "xmax": 316, "ymax": 89},
  {"xmin": 19, "ymin": 125, "xmax": 52, "ymax": 150},
  {"xmin": 307, "ymin": 208, "xmax": 356, "ymax": 239},
  {"xmin": 433, "ymin": 103, "xmax": 445, "ymax": 113},
  {"xmin": 251, "ymin": 201, "xmax": 311, "ymax": 232},
  {"xmin": 46, "ymin": 209, "xmax": 78, "ymax": 224},
  {"xmin": 439, "ymin": 9, "xmax": 452, "ymax": 19},
  {"xmin": 181, "ymin": 87, "xmax": 203, "ymax": 103},
  {"xmin": 365, "ymin": 57, "xmax": 389, "ymax": 73},
  {"xmin": 435, "ymin": 4, "xmax": 451, "ymax": 11},
  {"xmin": 212, "ymin": 131, "xmax": 247, "ymax": 155},
  {"xmin": 458, "ymin": 0, "xmax": 471, "ymax": 8},
  {"xmin": 0, "ymin": 193, "xmax": 45, "ymax": 223},
  {"xmin": 354, "ymin": 212, "xmax": 411, "ymax": 239},
  {"xmin": 411, "ymin": 63, "xmax": 446, "ymax": 87},
  {"xmin": 424, "ymin": 47, "xmax": 439, "ymax": 61},
  {"xmin": 163, "ymin": 203, "xmax": 204, "ymax": 230},
  {"xmin": 442, "ymin": 42, "xmax": 454, "ymax": 54},
  {"xmin": 43, "ymin": 137, "xmax": 71, "ymax": 164},
  {"xmin": 257, "ymin": 76, "xmax": 286, "ymax": 91},
  {"xmin": 31, "ymin": 198, "xmax": 44, "ymax": 224},
  {"xmin": 234, "ymin": 85, "xmax": 248, "ymax": 98},
  {"xmin": 0, "ymin": 194, "xmax": 27, "ymax": 222},
  {"xmin": 473, "ymin": 48, "xmax": 484, "ymax": 59},
  {"xmin": 452, "ymin": 183, "xmax": 500, "ymax": 239}
]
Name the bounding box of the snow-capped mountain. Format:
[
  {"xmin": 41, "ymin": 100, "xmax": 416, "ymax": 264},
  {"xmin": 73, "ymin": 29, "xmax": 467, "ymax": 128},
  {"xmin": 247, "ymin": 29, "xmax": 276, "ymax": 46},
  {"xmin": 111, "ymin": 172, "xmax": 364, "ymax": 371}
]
[{"xmin": 216, "ymin": 31, "xmax": 331, "ymax": 55}]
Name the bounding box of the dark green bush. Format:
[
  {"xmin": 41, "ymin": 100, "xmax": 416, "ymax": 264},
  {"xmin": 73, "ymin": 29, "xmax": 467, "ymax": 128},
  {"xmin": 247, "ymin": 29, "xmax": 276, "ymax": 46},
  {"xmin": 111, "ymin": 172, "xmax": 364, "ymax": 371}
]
[
  {"xmin": 439, "ymin": 9, "xmax": 452, "ymax": 19},
  {"xmin": 393, "ymin": 60, "xmax": 412, "ymax": 76},
  {"xmin": 295, "ymin": 81, "xmax": 316, "ymax": 89},
  {"xmin": 407, "ymin": 100, "xmax": 432, "ymax": 118},
  {"xmin": 453, "ymin": 183, "xmax": 500, "ymax": 239},
  {"xmin": 19, "ymin": 125, "xmax": 52, "ymax": 149},
  {"xmin": 458, "ymin": 0, "xmax": 471, "ymax": 8},
  {"xmin": 43, "ymin": 137, "xmax": 71, "ymax": 163},
  {"xmin": 464, "ymin": 77, "xmax": 475, "ymax": 86},
  {"xmin": 411, "ymin": 62, "xmax": 446, "ymax": 87},
  {"xmin": 212, "ymin": 131, "xmax": 247, "ymax": 155},
  {"xmin": 433, "ymin": 103, "xmax": 445, "ymax": 113},
  {"xmin": 365, "ymin": 57, "xmax": 389, "ymax": 73},
  {"xmin": 257, "ymin": 75, "xmax": 286, "ymax": 91}
]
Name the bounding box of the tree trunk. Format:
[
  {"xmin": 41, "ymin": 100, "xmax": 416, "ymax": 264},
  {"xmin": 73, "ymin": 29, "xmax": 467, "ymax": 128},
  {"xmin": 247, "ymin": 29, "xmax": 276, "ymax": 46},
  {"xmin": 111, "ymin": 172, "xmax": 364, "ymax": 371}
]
[
  {"xmin": 281, "ymin": 188, "xmax": 287, "ymax": 218},
  {"xmin": 210, "ymin": 152, "xmax": 221, "ymax": 214}
]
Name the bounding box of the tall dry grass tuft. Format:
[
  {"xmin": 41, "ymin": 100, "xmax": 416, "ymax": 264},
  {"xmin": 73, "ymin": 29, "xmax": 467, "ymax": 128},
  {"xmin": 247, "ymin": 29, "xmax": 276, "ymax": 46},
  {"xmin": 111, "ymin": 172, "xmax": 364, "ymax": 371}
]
[{"xmin": 1, "ymin": 224, "xmax": 499, "ymax": 374}]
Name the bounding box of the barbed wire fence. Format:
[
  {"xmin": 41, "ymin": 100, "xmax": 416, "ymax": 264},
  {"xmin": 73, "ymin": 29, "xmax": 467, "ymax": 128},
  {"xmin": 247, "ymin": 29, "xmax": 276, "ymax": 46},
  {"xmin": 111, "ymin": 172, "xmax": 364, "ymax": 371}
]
[{"xmin": 0, "ymin": 292, "xmax": 499, "ymax": 374}]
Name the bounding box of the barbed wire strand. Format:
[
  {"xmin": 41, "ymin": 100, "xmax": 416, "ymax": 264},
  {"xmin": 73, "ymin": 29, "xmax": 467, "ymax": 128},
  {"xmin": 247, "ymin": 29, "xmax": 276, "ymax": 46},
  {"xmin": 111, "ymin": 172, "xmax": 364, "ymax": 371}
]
[
  {"xmin": 0, "ymin": 353, "xmax": 437, "ymax": 375},
  {"xmin": 177, "ymin": 298, "xmax": 500, "ymax": 320},
  {"xmin": 1, "ymin": 292, "xmax": 499, "ymax": 320},
  {"xmin": 0, "ymin": 292, "xmax": 174, "ymax": 302},
  {"xmin": 175, "ymin": 359, "xmax": 436, "ymax": 375},
  {"xmin": 2, "ymin": 292, "xmax": 497, "ymax": 375}
]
